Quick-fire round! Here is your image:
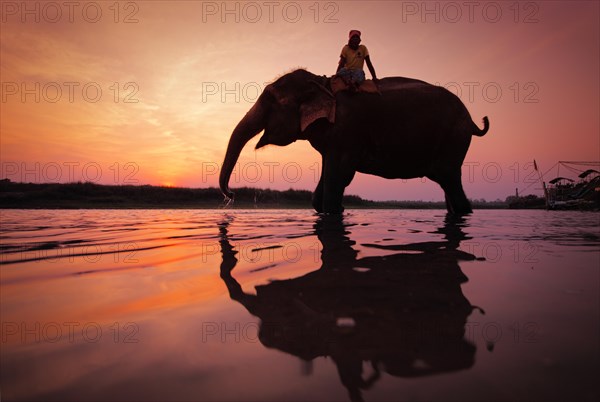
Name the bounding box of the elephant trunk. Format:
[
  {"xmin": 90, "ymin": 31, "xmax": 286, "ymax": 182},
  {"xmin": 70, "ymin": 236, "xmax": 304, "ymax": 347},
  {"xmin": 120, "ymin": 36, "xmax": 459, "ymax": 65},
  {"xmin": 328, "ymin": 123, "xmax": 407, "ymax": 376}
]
[{"xmin": 219, "ymin": 98, "xmax": 266, "ymax": 199}]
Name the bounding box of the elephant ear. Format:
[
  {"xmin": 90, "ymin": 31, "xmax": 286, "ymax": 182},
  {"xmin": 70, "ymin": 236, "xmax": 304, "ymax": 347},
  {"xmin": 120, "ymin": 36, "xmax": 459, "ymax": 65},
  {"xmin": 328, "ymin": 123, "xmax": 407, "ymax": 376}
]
[{"xmin": 299, "ymin": 84, "xmax": 336, "ymax": 132}]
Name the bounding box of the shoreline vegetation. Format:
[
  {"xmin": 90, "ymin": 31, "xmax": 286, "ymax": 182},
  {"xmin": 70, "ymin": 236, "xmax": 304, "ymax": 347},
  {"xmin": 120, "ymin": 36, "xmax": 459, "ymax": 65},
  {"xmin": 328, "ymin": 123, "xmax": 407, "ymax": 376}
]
[{"xmin": 1, "ymin": 180, "xmax": 520, "ymax": 209}]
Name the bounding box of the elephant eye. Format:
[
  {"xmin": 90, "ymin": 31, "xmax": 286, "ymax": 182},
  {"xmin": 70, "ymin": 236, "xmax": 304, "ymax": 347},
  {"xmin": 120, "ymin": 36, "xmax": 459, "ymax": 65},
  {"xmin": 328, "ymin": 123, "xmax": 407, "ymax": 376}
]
[
  {"xmin": 267, "ymin": 89, "xmax": 287, "ymax": 106},
  {"xmin": 262, "ymin": 88, "xmax": 276, "ymax": 101}
]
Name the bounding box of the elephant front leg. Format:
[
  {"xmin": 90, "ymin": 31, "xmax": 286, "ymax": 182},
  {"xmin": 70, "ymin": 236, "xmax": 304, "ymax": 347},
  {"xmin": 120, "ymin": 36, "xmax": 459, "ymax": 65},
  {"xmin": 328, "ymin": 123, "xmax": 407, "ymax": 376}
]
[
  {"xmin": 312, "ymin": 177, "xmax": 324, "ymax": 213},
  {"xmin": 321, "ymin": 154, "xmax": 356, "ymax": 214}
]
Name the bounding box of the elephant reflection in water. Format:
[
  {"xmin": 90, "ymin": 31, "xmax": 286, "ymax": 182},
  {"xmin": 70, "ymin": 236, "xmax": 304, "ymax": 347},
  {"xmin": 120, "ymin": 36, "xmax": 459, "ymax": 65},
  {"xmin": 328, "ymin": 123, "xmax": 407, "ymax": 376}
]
[{"xmin": 219, "ymin": 215, "xmax": 483, "ymax": 402}]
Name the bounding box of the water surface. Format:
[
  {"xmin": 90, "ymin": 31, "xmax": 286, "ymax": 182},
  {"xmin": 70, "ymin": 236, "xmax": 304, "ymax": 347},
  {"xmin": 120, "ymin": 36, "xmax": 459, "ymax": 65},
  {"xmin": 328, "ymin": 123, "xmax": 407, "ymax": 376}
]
[{"xmin": 1, "ymin": 209, "xmax": 598, "ymax": 401}]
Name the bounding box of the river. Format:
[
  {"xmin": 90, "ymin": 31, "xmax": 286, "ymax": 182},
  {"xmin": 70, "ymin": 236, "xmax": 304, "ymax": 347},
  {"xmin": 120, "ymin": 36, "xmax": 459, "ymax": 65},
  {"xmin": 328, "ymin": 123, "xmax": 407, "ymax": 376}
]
[{"xmin": 1, "ymin": 209, "xmax": 598, "ymax": 401}]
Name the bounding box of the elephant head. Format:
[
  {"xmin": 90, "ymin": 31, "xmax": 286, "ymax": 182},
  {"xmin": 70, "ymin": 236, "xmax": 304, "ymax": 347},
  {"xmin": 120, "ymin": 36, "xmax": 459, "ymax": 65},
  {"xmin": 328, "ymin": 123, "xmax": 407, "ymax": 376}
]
[{"xmin": 219, "ymin": 70, "xmax": 335, "ymax": 199}]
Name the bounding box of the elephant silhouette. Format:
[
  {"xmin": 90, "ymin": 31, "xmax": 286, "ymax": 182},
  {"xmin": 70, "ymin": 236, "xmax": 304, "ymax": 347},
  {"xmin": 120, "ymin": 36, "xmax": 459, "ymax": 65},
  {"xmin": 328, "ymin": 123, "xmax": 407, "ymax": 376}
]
[
  {"xmin": 219, "ymin": 69, "xmax": 490, "ymax": 214},
  {"xmin": 218, "ymin": 215, "xmax": 483, "ymax": 402}
]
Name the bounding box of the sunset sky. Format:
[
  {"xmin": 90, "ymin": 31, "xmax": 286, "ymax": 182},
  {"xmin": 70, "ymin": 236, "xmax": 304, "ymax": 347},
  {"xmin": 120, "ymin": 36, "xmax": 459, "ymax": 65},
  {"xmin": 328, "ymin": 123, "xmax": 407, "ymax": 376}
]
[{"xmin": 1, "ymin": 1, "xmax": 598, "ymax": 201}]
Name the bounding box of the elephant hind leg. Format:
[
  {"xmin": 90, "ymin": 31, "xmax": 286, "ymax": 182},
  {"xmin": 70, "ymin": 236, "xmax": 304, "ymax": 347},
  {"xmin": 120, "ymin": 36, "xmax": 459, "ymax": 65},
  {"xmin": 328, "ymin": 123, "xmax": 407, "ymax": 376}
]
[
  {"xmin": 444, "ymin": 180, "xmax": 472, "ymax": 215},
  {"xmin": 429, "ymin": 171, "xmax": 472, "ymax": 215},
  {"xmin": 443, "ymin": 193, "xmax": 472, "ymax": 215}
]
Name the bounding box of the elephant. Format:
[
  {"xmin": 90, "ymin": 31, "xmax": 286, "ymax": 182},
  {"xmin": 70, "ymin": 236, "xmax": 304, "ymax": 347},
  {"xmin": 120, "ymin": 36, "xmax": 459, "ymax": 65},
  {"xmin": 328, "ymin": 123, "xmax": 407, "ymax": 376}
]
[{"xmin": 219, "ymin": 69, "xmax": 489, "ymax": 214}]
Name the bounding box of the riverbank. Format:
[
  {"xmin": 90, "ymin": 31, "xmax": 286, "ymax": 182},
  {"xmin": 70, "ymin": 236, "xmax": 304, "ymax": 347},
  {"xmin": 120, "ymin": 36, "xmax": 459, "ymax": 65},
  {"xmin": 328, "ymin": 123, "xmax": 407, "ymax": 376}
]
[{"xmin": 0, "ymin": 181, "xmax": 509, "ymax": 209}]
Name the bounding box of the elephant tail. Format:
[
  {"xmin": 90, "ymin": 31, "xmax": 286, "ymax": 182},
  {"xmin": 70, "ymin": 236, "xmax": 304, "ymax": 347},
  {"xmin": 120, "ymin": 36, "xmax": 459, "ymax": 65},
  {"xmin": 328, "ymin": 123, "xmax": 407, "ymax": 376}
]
[{"xmin": 472, "ymin": 116, "xmax": 490, "ymax": 137}]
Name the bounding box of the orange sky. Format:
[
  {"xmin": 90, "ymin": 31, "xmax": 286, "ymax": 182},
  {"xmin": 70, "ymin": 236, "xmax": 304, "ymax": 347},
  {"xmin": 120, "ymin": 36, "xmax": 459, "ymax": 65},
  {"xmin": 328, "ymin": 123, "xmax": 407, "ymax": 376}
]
[{"xmin": 1, "ymin": 1, "xmax": 598, "ymax": 201}]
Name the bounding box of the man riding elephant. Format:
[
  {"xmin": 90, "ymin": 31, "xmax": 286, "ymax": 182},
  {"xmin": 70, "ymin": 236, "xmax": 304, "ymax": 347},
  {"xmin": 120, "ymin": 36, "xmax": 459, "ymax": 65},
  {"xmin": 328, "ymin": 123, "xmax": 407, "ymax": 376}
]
[{"xmin": 336, "ymin": 29, "xmax": 378, "ymax": 91}]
